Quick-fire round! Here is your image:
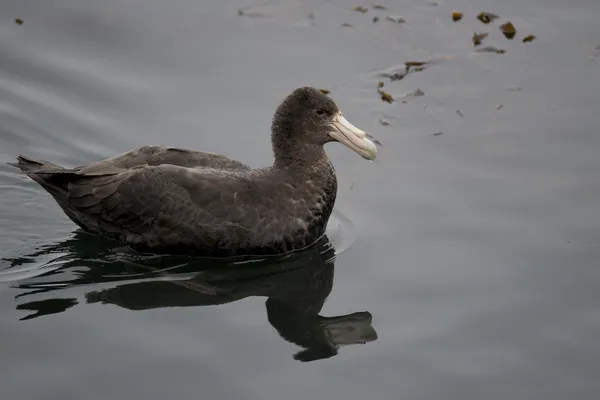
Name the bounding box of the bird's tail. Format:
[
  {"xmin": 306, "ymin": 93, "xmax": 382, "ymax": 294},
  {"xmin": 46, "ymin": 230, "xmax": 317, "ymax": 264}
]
[{"xmin": 7, "ymin": 154, "xmax": 65, "ymax": 174}]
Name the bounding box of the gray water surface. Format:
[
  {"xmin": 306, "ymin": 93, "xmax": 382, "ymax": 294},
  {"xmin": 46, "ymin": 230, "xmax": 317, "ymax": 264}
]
[{"xmin": 1, "ymin": 0, "xmax": 600, "ymax": 399}]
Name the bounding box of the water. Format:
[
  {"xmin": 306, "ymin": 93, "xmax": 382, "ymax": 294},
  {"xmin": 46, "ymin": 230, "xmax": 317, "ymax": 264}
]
[{"xmin": 1, "ymin": 0, "xmax": 600, "ymax": 398}]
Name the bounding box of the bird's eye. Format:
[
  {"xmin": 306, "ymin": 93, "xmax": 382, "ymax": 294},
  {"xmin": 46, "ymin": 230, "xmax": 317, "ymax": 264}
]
[{"xmin": 315, "ymin": 109, "xmax": 326, "ymax": 116}]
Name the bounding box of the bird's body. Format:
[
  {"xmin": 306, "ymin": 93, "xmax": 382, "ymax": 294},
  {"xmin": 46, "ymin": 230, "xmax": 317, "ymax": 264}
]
[{"xmin": 9, "ymin": 87, "xmax": 377, "ymax": 257}]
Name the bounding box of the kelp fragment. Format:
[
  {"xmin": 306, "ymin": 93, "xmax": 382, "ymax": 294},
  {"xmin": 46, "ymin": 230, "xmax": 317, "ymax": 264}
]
[
  {"xmin": 377, "ymin": 61, "xmax": 429, "ymax": 82},
  {"xmin": 385, "ymin": 16, "xmax": 405, "ymax": 23},
  {"xmin": 431, "ymin": 131, "xmax": 443, "ymax": 136},
  {"xmin": 15, "ymin": 18, "xmax": 23, "ymax": 25},
  {"xmin": 380, "ymin": 91, "xmax": 394, "ymax": 103},
  {"xmin": 452, "ymin": 12, "xmax": 463, "ymax": 22},
  {"xmin": 522, "ymin": 34, "xmax": 536, "ymax": 43},
  {"xmin": 407, "ymin": 88, "xmax": 425, "ymax": 97},
  {"xmin": 405, "ymin": 61, "xmax": 427, "ymax": 68},
  {"xmin": 319, "ymin": 89, "xmax": 330, "ymax": 95},
  {"xmin": 373, "ymin": 5, "xmax": 387, "ymax": 10},
  {"xmin": 377, "ymin": 82, "xmax": 394, "ymax": 103},
  {"xmin": 475, "ymin": 46, "xmax": 506, "ymax": 54},
  {"xmin": 500, "ymin": 21, "xmax": 516, "ymax": 39},
  {"xmin": 472, "ymin": 32, "xmax": 489, "ymax": 46},
  {"xmin": 477, "ymin": 12, "xmax": 498, "ymax": 24},
  {"xmin": 352, "ymin": 6, "xmax": 369, "ymax": 13}
]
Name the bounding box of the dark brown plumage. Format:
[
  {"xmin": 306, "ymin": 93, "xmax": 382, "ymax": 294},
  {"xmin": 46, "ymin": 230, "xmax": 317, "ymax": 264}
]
[{"xmin": 8, "ymin": 87, "xmax": 377, "ymax": 257}]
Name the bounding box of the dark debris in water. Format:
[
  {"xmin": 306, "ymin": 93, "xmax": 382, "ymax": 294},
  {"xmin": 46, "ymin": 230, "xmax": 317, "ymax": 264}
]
[
  {"xmin": 379, "ymin": 92, "xmax": 393, "ymax": 103},
  {"xmin": 377, "ymin": 81, "xmax": 394, "ymax": 103},
  {"xmin": 500, "ymin": 21, "xmax": 516, "ymax": 39},
  {"xmin": 431, "ymin": 131, "xmax": 443, "ymax": 136},
  {"xmin": 373, "ymin": 16, "xmax": 379, "ymax": 23},
  {"xmin": 456, "ymin": 110, "xmax": 464, "ymax": 117},
  {"xmin": 378, "ymin": 60, "xmax": 431, "ymax": 82},
  {"xmin": 407, "ymin": 88, "xmax": 425, "ymax": 97},
  {"xmin": 385, "ymin": 16, "xmax": 406, "ymax": 24},
  {"xmin": 352, "ymin": 6, "xmax": 369, "ymax": 13},
  {"xmin": 452, "ymin": 12, "xmax": 463, "ymax": 22},
  {"xmin": 496, "ymin": 104, "xmax": 504, "ymax": 110},
  {"xmin": 342, "ymin": 23, "xmax": 353, "ymax": 28},
  {"xmin": 405, "ymin": 61, "xmax": 427, "ymax": 68},
  {"xmin": 319, "ymin": 89, "xmax": 330, "ymax": 95},
  {"xmin": 378, "ymin": 119, "xmax": 390, "ymax": 126},
  {"xmin": 15, "ymin": 18, "xmax": 23, "ymax": 25},
  {"xmin": 373, "ymin": 5, "xmax": 387, "ymax": 10},
  {"xmin": 522, "ymin": 34, "xmax": 536, "ymax": 43},
  {"xmin": 472, "ymin": 32, "xmax": 489, "ymax": 46},
  {"xmin": 477, "ymin": 12, "xmax": 499, "ymax": 24},
  {"xmin": 476, "ymin": 46, "xmax": 506, "ymax": 54}
]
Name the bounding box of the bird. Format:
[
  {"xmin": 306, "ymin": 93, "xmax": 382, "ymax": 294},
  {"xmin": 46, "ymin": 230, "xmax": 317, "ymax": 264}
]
[{"xmin": 8, "ymin": 86, "xmax": 377, "ymax": 257}]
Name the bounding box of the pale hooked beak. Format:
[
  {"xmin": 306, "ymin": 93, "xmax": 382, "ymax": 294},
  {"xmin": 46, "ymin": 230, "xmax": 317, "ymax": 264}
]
[{"xmin": 329, "ymin": 113, "xmax": 377, "ymax": 160}]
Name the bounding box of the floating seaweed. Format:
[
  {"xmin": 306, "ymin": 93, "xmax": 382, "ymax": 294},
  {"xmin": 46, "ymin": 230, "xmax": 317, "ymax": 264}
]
[
  {"xmin": 319, "ymin": 89, "xmax": 330, "ymax": 95},
  {"xmin": 388, "ymin": 72, "xmax": 406, "ymax": 81},
  {"xmin": 477, "ymin": 12, "xmax": 499, "ymax": 24},
  {"xmin": 352, "ymin": 6, "xmax": 369, "ymax": 13},
  {"xmin": 407, "ymin": 88, "xmax": 425, "ymax": 97},
  {"xmin": 472, "ymin": 32, "xmax": 489, "ymax": 46},
  {"xmin": 500, "ymin": 21, "xmax": 516, "ymax": 39},
  {"xmin": 496, "ymin": 104, "xmax": 504, "ymax": 110},
  {"xmin": 378, "ymin": 119, "xmax": 391, "ymax": 126},
  {"xmin": 452, "ymin": 12, "xmax": 463, "ymax": 22},
  {"xmin": 385, "ymin": 16, "xmax": 406, "ymax": 23},
  {"xmin": 379, "ymin": 91, "xmax": 394, "ymax": 103},
  {"xmin": 377, "ymin": 82, "xmax": 394, "ymax": 103},
  {"xmin": 373, "ymin": 16, "xmax": 379, "ymax": 23},
  {"xmin": 342, "ymin": 23, "xmax": 353, "ymax": 27},
  {"xmin": 373, "ymin": 5, "xmax": 387, "ymax": 10},
  {"xmin": 475, "ymin": 46, "xmax": 506, "ymax": 54},
  {"xmin": 456, "ymin": 110, "xmax": 464, "ymax": 117},
  {"xmin": 15, "ymin": 18, "xmax": 23, "ymax": 25},
  {"xmin": 405, "ymin": 61, "xmax": 427, "ymax": 68},
  {"xmin": 377, "ymin": 61, "xmax": 430, "ymax": 82},
  {"xmin": 522, "ymin": 34, "xmax": 536, "ymax": 43},
  {"xmin": 431, "ymin": 131, "xmax": 443, "ymax": 136}
]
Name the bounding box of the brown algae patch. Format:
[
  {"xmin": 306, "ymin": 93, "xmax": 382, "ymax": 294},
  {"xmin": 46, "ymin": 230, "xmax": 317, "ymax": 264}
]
[
  {"xmin": 352, "ymin": 6, "xmax": 369, "ymax": 13},
  {"xmin": 500, "ymin": 21, "xmax": 517, "ymax": 39},
  {"xmin": 477, "ymin": 12, "xmax": 499, "ymax": 24},
  {"xmin": 472, "ymin": 32, "xmax": 489, "ymax": 46},
  {"xmin": 475, "ymin": 46, "xmax": 506, "ymax": 54},
  {"xmin": 377, "ymin": 82, "xmax": 394, "ymax": 103}
]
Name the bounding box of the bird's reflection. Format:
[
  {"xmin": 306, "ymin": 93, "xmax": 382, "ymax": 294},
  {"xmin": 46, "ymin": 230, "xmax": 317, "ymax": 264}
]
[{"xmin": 4, "ymin": 232, "xmax": 377, "ymax": 362}]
